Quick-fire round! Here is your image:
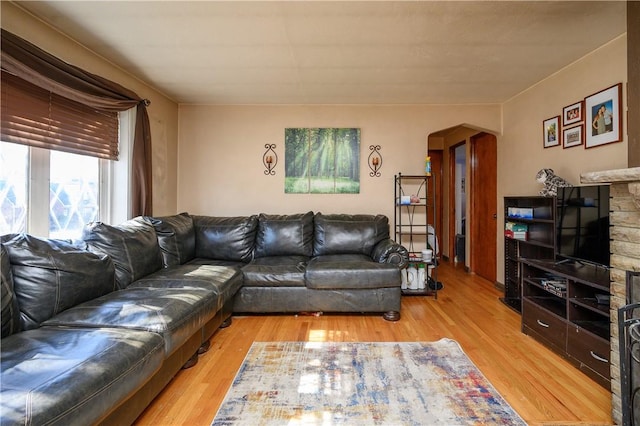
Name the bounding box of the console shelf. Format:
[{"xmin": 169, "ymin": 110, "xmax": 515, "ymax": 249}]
[
  {"xmin": 502, "ymin": 196, "xmax": 556, "ymax": 312},
  {"xmin": 521, "ymin": 258, "xmax": 611, "ymax": 388},
  {"xmin": 503, "ymin": 195, "xmax": 611, "ymax": 389}
]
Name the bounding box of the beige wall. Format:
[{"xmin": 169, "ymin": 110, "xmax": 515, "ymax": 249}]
[
  {"xmin": 177, "ymin": 105, "xmax": 501, "ymax": 222},
  {"xmin": 1, "ymin": 2, "xmax": 180, "ymax": 216},
  {"xmin": 498, "ymin": 34, "xmax": 628, "ymax": 283}
]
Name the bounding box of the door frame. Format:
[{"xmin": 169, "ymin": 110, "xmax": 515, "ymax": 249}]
[
  {"xmin": 448, "ymin": 140, "xmax": 466, "ymax": 267},
  {"xmin": 427, "ymin": 149, "xmax": 443, "ymax": 258}
]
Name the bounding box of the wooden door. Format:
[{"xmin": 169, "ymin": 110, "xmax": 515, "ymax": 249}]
[
  {"xmin": 427, "ymin": 150, "xmax": 443, "ymax": 256},
  {"xmin": 470, "ymin": 133, "xmax": 497, "ymax": 283}
]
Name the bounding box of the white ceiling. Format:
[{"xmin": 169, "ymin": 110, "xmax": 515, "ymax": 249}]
[{"xmin": 14, "ymin": 1, "xmax": 627, "ymax": 105}]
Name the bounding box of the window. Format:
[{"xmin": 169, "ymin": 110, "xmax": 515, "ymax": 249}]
[
  {"xmin": 49, "ymin": 150, "xmax": 100, "ymax": 239},
  {"xmin": 0, "ymin": 142, "xmax": 27, "ymax": 234},
  {"xmin": 0, "ymin": 67, "xmax": 135, "ymax": 239},
  {"xmin": 1, "ymin": 71, "xmax": 119, "ymax": 160},
  {"xmin": 0, "ymin": 110, "xmax": 134, "ymax": 239}
]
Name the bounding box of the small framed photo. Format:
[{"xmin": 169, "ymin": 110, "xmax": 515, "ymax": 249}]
[
  {"xmin": 562, "ymin": 101, "xmax": 583, "ymax": 126},
  {"xmin": 585, "ymin": 83, "xmax": 623, "ymax": 149},
  {"xmin": 543, "ymin": 116, "xmax": 561, "ymax": 148},
  {"xmin": 562, "ymin": 124, "xmax": 583, "ymax": 149}
]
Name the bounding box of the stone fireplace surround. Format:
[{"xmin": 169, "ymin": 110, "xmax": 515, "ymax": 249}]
[{"xmin": 581, "ymin": 167, "xmax": 640, "ymax": 424}]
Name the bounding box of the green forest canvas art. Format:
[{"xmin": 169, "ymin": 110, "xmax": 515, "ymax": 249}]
[{"xmin": 285, "ymin": 128, "xmax": 360, "ymax": 194}]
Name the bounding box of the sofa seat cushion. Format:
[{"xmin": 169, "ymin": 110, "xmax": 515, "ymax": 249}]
[
  {"xmin": 130, "ymin": 264, "xmax": 243, "ymax": 310},
  {"xmin": 305, "ymin": 254, "xmax": 401, "ymax": 290},
  {"xmin": 1, "ymin": 234, "xmax": 116, "ymax": 331},
  {"xmin": 254, "ymin": 212, "xmax": 314, "ymax": 258},
  {"xmin": 188, "ymin": 258, "xmax": 246, "ymax": 268},
  {"xmin": 0, "ymin": 326, "xmax": 164, "ymax": 426},
  {"xmin": 242, "ymin": 256, "xmax": 309, "ymax": 288},
  {"xmin": 43, "ymin": 287, "xmax": 217, "ymax": 356}
]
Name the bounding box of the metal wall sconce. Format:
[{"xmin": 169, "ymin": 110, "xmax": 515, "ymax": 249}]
[
  {"xmin": 368, "ymin": 145, "xmax": 382, "ymax": 177},
  {"xmin": 263, "ymin": 144, "xmax": 277, "ymax": 175}
]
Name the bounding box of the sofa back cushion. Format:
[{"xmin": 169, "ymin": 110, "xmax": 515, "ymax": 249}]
[
  {"xmin": 313, "ymin": 213, "xmax": 390, "ymax": 257},
  {"xmin": 193, "ymin": 215, "xmax": 257, "ymax": 263},
  {"xmin": 82, "ymin": 217, "xmax": 162, "ymax": 288},
  {"xmin": 255, "ymin": 212, "xmax": 314, "ymax": 258},
  {"xmin": 1, "ymin": 243, "xmax": 21, "ymax": 337},
  {"xmin": 1, "ymin": 234, "xmax": 116, "ymax": 331},
  {"xmin": 144, "ymin": 213, "xmax": 195, "ymax": 267}
]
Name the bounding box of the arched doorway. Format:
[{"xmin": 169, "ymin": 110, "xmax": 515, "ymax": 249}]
[{"xmin": 428, "ymin": 126, "xmax": 498, "ymax": 283}]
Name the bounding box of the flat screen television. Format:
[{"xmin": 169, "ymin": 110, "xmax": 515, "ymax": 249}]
[{"xmin": 556, "ymin": 185, "xmax": 610, "ymax": 268}]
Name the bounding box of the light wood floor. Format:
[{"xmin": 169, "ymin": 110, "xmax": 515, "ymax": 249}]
[{"xmin": 134, "ymin": 260, "xmax": 613, "ymax": 426}]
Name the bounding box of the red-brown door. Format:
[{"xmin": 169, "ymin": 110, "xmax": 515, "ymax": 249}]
[{"xmin": 470, "ymin": 133, "xmax": 497, "ymax": 283}]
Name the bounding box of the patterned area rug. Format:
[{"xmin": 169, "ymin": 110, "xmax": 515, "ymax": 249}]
[{"xmin": 212, "ymin": 339, "xmax": 526, "ymax": 425}]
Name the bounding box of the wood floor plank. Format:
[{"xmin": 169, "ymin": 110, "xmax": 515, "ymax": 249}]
[{"xmin": 134, "ymin": 261, "xmax": 613, "ymax": 426}]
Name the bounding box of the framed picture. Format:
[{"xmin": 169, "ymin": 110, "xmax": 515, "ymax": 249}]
[
  {"xmin": 285, "ymin": 128, "xmax": 360, "ymax": 194},
  {"xmin": 562, "ymin": 101, "xmax": 583, "ymax": 126},
  {"xmin": 542, "ymin": 116, "xmax": 560, "ymax": 148},
  {"xmin": 562, "ymin": 124, "xmax": 583, "ymax": 148},
  {"xmin": 584, "ymin": 83, "xmax": 622, "ymax": 149}
]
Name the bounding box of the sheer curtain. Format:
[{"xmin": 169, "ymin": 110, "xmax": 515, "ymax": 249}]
[{"xmin": 1, "ymin": 29, "xmax": 153, "ymax": 216}]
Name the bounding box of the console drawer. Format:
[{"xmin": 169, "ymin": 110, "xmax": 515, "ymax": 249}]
[
  {"xmin": 567, "ymin": 325, "xmax": 610, "ymax": 380},
  {"xmin": 522, "ymin": 299, "xmax": 567, "ymax": 352}
]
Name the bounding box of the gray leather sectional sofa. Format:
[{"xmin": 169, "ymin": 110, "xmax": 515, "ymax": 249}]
[{"xmin": 0, "ymin": 212, "xmax": 408, "ymax": 425}]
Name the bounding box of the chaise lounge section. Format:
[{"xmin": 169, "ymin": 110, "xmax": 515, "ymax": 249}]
[{"xmin": 231, "ymin": 212, "xmax": 407, "ymax": 321}]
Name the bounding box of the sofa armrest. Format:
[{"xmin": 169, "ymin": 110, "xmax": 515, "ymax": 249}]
[{"xmin": 371, "ymin": 239, "xmax": 409, "ymax": 269}]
